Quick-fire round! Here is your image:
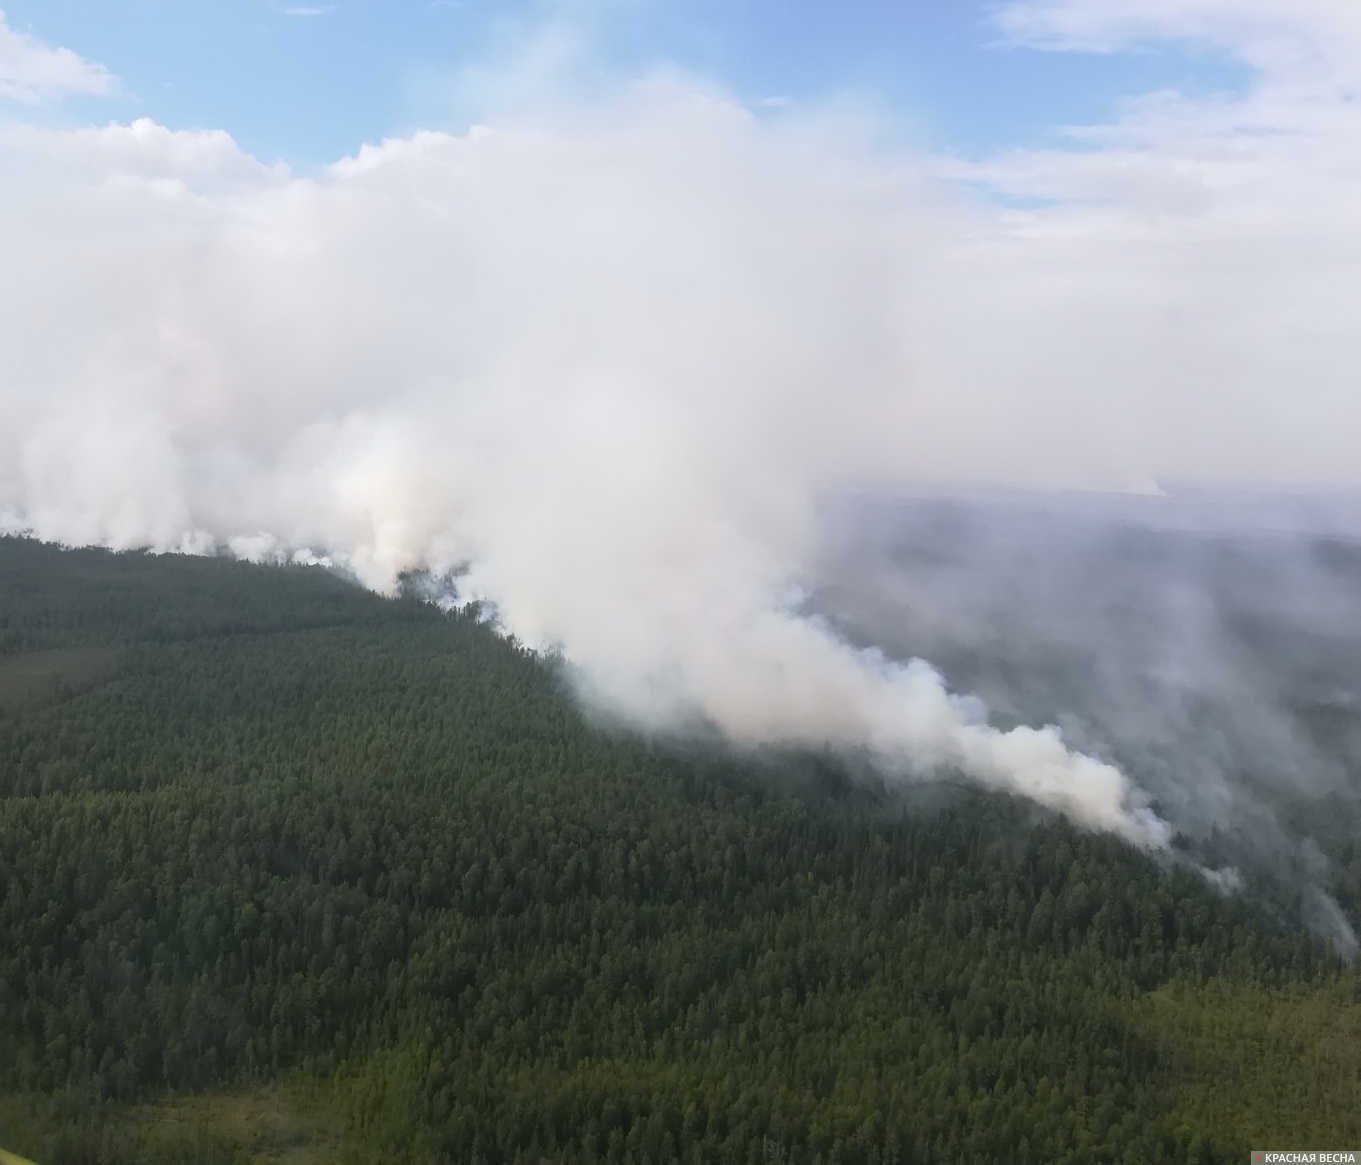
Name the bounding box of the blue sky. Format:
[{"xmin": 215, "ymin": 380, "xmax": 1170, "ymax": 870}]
[{"xmin": 1, "ymin": 0, "xmax": 1247, "ymax": 165}]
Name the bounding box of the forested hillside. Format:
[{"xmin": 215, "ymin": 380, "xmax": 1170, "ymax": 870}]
[{"xmin": 1, "ymin": 536, "xmax": 1358, "ymax": 1164}]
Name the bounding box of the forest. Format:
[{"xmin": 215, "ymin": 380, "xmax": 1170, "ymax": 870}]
[{"xmin": 1, "ymin": 534, "xmax": 1358, "ymax": 1164}]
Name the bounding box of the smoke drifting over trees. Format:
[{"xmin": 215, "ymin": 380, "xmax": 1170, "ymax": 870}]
[
  {"xmin": 2, "ymin": 2, "xmax": 1360, "ymax": 893},
  {"xmin": 814, "ymin": 490, "xmax": 1361, "ymax": 951}
]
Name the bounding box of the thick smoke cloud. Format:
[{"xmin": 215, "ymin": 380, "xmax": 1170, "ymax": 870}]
[{"xmin": 1, "ymin": 4, "xmax": 1359, "ymax": 868}]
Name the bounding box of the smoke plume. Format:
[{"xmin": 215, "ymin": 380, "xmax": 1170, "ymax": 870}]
[{"xmin": 2, "ymin": 3, "xmax": 1361, "ymax": 869}]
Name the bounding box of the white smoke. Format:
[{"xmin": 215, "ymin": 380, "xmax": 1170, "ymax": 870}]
[{"xmin": 2, "ymin": 4, "xmax": 1360, "ymax": 850}]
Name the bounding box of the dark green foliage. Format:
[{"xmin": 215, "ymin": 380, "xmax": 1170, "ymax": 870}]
[
  {"xmin": 0, "ymin": 538, "xmax": 408, "ymax": 656},
  {"xmin": 0, "ymin": 535, "xmax": 1356, "ymax": 1163}
]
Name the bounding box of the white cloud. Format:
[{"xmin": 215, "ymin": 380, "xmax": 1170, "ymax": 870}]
[
  {"xmin": 997, "ymin": 0, "xmax": 1361, "ymax": 55},
  {"xmin": 0, "ymin": 9, "xmax": 116, "ymax": 104},
  {"xmin": 283, "ymin": 6, "xmax": 333, "ymax": 16},
  {"xmin": 997, "ymin": 0, "xmax": 1361, "ymax": 96},
  {"xmin": 963, "ymin": 0, "xmax": 1361, "ymax": 485},
  {"xmin": 0, "ymin": 117, "xmax": 288, "ymax": 188}
]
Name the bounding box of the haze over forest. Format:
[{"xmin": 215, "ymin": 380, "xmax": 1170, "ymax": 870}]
[{"xmin": 1, "ymin": 1, "xmax": 1361, "ymax": 1160}]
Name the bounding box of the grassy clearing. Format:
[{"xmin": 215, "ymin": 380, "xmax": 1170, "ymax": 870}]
[
  {"xmin": 0, "ymin": 1084, "xmax": 361, "ymax": 1165},
  {"xmin": 0, "ymin": 648, "xmax": 118, "ymax": 711},
  {"xmin": 1132, "ymin": 976, "xmax": 1361, "ymax": 1149},
  {"xmin": 126, "ymin": 1086, "xmax": 355, "ymax": 1165}
]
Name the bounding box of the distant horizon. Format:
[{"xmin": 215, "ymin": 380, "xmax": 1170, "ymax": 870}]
[{"xmin": 833, "ymin": 484, "xmax": 1361, "ymax": 545}]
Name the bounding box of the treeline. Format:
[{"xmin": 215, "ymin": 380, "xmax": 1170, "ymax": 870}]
[{"xmin": 0, "ymin": 535, "xmax": 1357, "ymax": 1163}]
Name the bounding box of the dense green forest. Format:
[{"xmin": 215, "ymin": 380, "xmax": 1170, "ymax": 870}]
[{"xmin": 1, "ymin": 535, "xmax": 1358, "ymax": 1164}]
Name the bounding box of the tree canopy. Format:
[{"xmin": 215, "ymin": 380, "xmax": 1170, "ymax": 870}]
[{"xmin": 1, "ymin": 536, "xmax": 1357, "ymax": 1164}]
